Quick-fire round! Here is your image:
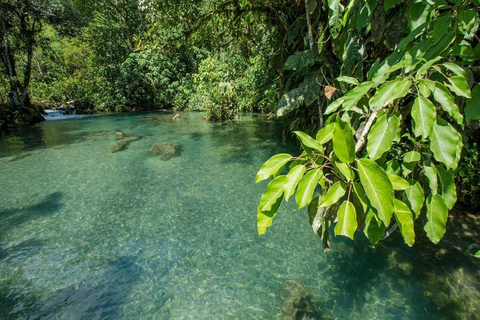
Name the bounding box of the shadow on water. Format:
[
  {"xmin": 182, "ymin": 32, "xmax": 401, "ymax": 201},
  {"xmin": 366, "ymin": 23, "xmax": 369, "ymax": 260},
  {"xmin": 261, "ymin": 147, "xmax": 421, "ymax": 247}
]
[
  {"xmin": 0, "ymin": 192, "xmax": 63, "ymax": 235},
  {"xmin": 35, "ymin": 256, "xmax": 141, "ymax": 319},
  {"xmin": 318, "ymin": 208, "xmax": 480, "ymax": 319}
]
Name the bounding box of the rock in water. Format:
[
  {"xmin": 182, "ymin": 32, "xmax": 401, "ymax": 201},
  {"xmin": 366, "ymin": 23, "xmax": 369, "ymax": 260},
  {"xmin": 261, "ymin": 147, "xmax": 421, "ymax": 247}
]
[
  {"xmin": 172, "ymin": 114, "xmax": 180, "ymax": 121},
  {"xmin": 111, "ymin": 141, "xmax": 130, "ymax": 153},
  {"xmin": 148, "ymin": 143, "xmax": 181, "ymax": 161},
  {"xmin": 280, "ymin": 280, "xmax": 319, "ymax": 320}
]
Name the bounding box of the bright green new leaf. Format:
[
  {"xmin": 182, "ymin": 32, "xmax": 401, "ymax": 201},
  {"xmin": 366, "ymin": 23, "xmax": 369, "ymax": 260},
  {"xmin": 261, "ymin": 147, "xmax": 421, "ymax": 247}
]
[
  {"xmin": 256, "ymin": 153, "xmax": 292, "ymax": 182},
  {"xmin": 388, "ymin": 173, "xmax": 410, "ymax": 190},
  {"xmin": 446, "ymin": 76, "xmax": 471, "ymax": 98},
  {"xmin": 475, "ymin": 251, "xmax": 480, "ymax": 258},
  {"xmin": 404, "ymin": 151, "xmax": 421, "ymax": 163},
  {"xmin": 257, "ymin": 176, "xmax": 286, "ymax": 235},
  {"xmin": 336, "ymin": 162, "xmax": 355, "ymax": 181},
  {"xmin": 294, "ymin": 131, "xmax": 324, "ymax": 152},
  {"xmin": 411, "ymin": 96, "xmax": 436, "ymax": 139},
  {"xmin": 342, "ymin": 81, "xmax": 375, "ymax": 110},
  {"xmin": 357, "ymin": 158, "xmax": 394, "ymax": 226},
  {"xmin": 334, "ymin": 200, "xmax": 357, "ymax": 239},
  {"xmin": 416, "ymin": 56, "xmax": 442, "ymax": 78},
  {"xmin": 393, "ymin": 199, "xmax": 415, "ymax": 246},
  {"xmin": 418, "ymin": 82, "xmax": 431, "ymax": 97},
  {"xmin": 442, "ymin": 62, "xmax": 467, "ymax": 79},
  {"xmin": 437, "ymin": 165, "xmax": 457, "ymax": 210},
  {"xmin": 316, "ymin": 123, "xmax": 335, "ymax": 144},
  {"xmin": 259, "ymin": 175, "xmax": 286, "ymax": 212},
  {"xmin": 432, "ymin": 83, "xmax": 464, "ymax": 125},
  {"xmin": 319, "ymin": 181, "xmax": 347, "ymax": 207},
  {"xmin": 423, "ymin": 164, "xmax": 438, "ymax": 195},
  {"xmin": 325, "ymin": 96, "xmax": 346, "ymax": 114},
  {"xmin": 367, "ymin": 114, "xmax": 400, "ymax": 160},
  {"xmin": 296, "ymin": 169, "xmax": 322, "ymax": 209},
  {"xmin": 429, "ymin": 119, "xmax": 463, "ymax": 170},
  {"xmin": 403, "ymin": 180, "xmax": 424, "ymax": 219},
  {"xmin": 284, "ymin": 165, "xmax": 306, "ymax": 202},
  {"xmin": 424, "ymin": 194, "xmax": 448, "ymax": 244},
  {"xmin": 465, "ymin": 84, "xmax": 480, "ymax": 124},
  {"xmin": 364, "ymin": 210, "xmax": 386, "ymax": 245},
  {"xmin": 333, "ymin": 119, "xmax": 356, "ymax": 164},
  {"xmin": 337, "ymin": 76, "xmax": 359, "ymax": 85},
  {"xmin": 369, "ymin": 79, "xmax": 411, "ymax": 111}
]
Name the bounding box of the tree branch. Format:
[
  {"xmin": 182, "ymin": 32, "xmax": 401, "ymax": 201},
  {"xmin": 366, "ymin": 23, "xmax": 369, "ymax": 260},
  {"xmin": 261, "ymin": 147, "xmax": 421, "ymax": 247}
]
[{"xmin": 355, "ymin": 104, "xmax": 387, "ymax": 153}]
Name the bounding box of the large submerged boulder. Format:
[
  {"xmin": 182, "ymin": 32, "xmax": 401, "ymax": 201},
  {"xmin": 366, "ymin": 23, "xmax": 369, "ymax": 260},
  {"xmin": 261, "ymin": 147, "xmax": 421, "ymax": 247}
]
[
  {"xmin": 280, "ymin": 280, "xmax": 320, "ymax": 320},
  {"xmin": 148, "ymin": 143, "xmax": 182, "ymax": 161}
]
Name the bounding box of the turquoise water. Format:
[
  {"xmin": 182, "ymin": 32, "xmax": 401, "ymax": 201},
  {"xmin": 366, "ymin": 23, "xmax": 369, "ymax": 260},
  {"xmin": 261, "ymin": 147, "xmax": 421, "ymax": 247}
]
[{"xmin": 0, "ymin": 112, "xmax": 479, "ymax": 319}]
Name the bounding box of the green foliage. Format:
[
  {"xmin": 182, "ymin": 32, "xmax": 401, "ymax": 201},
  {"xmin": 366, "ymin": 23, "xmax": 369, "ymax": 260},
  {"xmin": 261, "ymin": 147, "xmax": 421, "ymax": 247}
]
[{"xmin": 256, "ymin": 0, "xmax": 480, "ymax": 249}]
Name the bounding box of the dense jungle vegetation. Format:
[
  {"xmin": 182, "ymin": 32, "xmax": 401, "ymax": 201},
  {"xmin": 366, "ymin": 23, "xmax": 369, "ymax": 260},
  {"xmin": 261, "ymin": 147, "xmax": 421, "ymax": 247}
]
[{"xmin": 1, "ymin": 0, "xmax": 479, "ymax": 247}]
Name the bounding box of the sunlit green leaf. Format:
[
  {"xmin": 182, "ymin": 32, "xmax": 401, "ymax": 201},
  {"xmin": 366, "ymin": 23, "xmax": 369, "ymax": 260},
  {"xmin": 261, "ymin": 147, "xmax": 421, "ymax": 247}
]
[
  {"xmin": 364, "ymin": 210, "xmax": 386, "ymax": 245},
  {"xmin": 424, "ymin": 194, "xmax": 448, "ymax": 244},
  {"xmin": 334, "ymin": 200, "xmax": 357, "ymax": 239},
  {"xmin": 357, "ymin": 158, "xmax": 394, "ymax": 226},
  {"xmin": 259, "ymin": 176, "xmax": 286, "ymax": 212},
  {"xmin": 393, "ymin": 199, "xmax": 415, "ymax": 246},
  {"xmin": 446, "ymin": 76, "xmax": 471, "ymax": 98},
  {"xmin": 296, "ymin": 169, "xmax": 322, "ymax": 209},
  {"xmin": 316, "ymin": 123, "xmax": 335, "ymax": 144},
  {"xmin": 411, "ymin": 97, "xmax": 436, "ymax": 139},
  {"xmin": 342, "ymin": 81, "xmax": 375, "ymax": 110},
  {"xmin": 294, "ymin": 131, "xmax": 324, "ymax": 152},
  {"xmin": 429, "ymin": 119, "xmax": 463, "ymax": 170},
  {"xmin": 388, "ymin": 173, "xmax": 410, "ymax": 190},
  {"xmin": 336, "ymin": 162, "xmax": 355, "ymax": 181},
  {"xmin": 465, "ymin": 84, "xmax": 480, "ymax": 124},
  {"xmin": 432, "ymin": 83, "xmax": 464, "ymax": 125},
  {"xmin": 255, "ymin": 154, "xmax": 292, "ymax": 182},
  {"xmin": 403, "ymin": 180, "xmax": 424, "ymax": 220},
  {"xmin": 319, "ymin": 181, "xmax": 346, "ymax": 208},
  {"xmin": 367, "ymin": 114, "xmax": 400, "ymax": 160},
  {"xmin": 437, "ymin": 165, "xmax": 457, "ymax": 210},
  {"xmin": 369, "ymin": 79, "xmax": 411, "ymax": 111},
  {"xmin": 423, "ymin": 164, "xmax": 438, "ymax": 195},
  {"xmin": 337, "ymin": 76, "xmax": 359, "ymax": 85},
  {"xmin": 333, "ymin": 118, "xmax": 355, "ymax": 164},
  {"xmin": 442, "ymin": 62, "xmax": 467, "ymax": 79},
  {"xmin": 284, "ymin": 165, "xmax": 306, "ymax": 202}
]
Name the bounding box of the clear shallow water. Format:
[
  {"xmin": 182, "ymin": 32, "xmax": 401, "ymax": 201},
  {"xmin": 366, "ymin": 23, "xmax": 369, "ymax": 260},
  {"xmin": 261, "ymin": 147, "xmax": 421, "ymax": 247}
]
[{"xmin": 0, "ymin": 112, "xmax": 479, "ymax": 319}]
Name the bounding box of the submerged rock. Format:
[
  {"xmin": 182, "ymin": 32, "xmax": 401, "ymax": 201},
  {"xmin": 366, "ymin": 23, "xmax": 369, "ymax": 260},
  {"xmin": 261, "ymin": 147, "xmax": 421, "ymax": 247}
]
[
  {"xmin": 280, "ymin": 280, "xmax": 320, "ymax": 320},
  {"xmin": 172, "ymin": 114, "xmax": 181, "ymax": 121},
  {"xmin": 111, "ymin": 141, "xmax": 130, "ymax": 153},
  {"xmin": 148, "ymin": 143, "xmax": 182, "ymax": 161}
]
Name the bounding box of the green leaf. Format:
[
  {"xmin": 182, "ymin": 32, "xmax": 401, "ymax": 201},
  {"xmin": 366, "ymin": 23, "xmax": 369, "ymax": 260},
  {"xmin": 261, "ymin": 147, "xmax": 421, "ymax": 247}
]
[
  {"xmin": 432, "ymin": 83, "xmax": 464, "ymax": 125},
  {"xmin": 403, "ymin": 180, "xmax": 424, "ymax": 220},
  {"xmin": 446, "ymin": 76, "xmax": 472, "ymax": 99},
  {"xmin": 256, "ymin": 154, "xmax": 292, "ymax": 182},
  {"xmin": 294, "ymin": 131, "xmax": 324, "ymax": 152},
  {"xmin": 437, "ymin": 165, "xmax": 457, "ymax": 210},
  {"xmin": 319, "ymin": 181, "xmax": 347, "ymax": 208},
  {"xmin": 404, "ymin": 151, "xmax": 421, "ymax": 163},
  {"xmin": 465, "ymin": 84, "xmax": 480, "ymax": 124},
  {"xmin": 423, "ymin": 164, "xmax": 438, "ymax": 195},
  {"xmin": 475, "ymin": 250, "xmax": 480, "ymax": 258},
  {"xmin": 408, "ymin": 2, "xmax": 431, "ymax": 31},
  {"xmin": 442, "ymin": 62, "xmax": 467, "ymax": 79},
  {"xmin": 367, "ymin": 114, "xmax": 400, "ymax": 160},
  {"xmin": 327, "ymin": 0, "xmax": 344, "ymax": 38},
  {"xmin": 337, "ymin": 76, "xmax": 359, "ymax": 85},
  {"xmin": 259, "ymin": 176, "xmax": 286, "ymax": 212},
  {"xmin": 342, "ymin": 81, "xmax": 375, "ymax": 110},
  {"xmin": 429, "ymin": 119, "xmax": 463, "ymax": 170},
  {"xmin": 384, "ymin": 0, "xmax": 402, "ymax": 11},
  {"xmin": 334, "ymin": 200, "xmax": 357, "ymax": 239},
  {"xmin": 364, "ymin": 210, "xmax": 386, "ymax": 245},
  {"xmin": 411, "ymin": 97, "xmax": 436, "ymax": 139},
  {"xmin": 333, "ymin": 119, "xmax": 356, "ymax": 164},
  {"xmin": 388, "ymin": 174, "xmax": 410, "ymax": 190},
  {"xmin": 296, "ymin": 169, "xmax": 322, "ymax": 209},
  {"xmin": 424, "ymin": 194, "xmax": 448, "ymax": 244},
  {"xmin": 416, "ymin": 56, "xmax": 443, "ymax": 78},
  {"xmin": 418, "ymin": 82, "xmax": 431, "ymax": 97},
  {"xmin": 316, "ymin": 123, "xmax": 335, "ymax": 144},
  {"xmin": 357, "ymin": 158, "xmax": 394, "ymax": 226},
  {"xmin": 336, "ymin": 162, "xmax": 355, "ymax": 181},
  {"xmin": 325, "ymin": 97, "xmax": 346, "ymax": 115},
  {"xmin": 353, "ymin": 182, "xmax": 369, "ymax": 211},
  {"xmin": 393, "ymin": 199, "xmax": 415, "ymax": 246},
  {"xmin": 369, "ymin": 79, "xmax": 411, "ymax": 111},
  {"xmin": 432, "ymin": 14, "xmax": 451, "ymax": 41},
  {"xmin": 257, "ymin": 176, "xmax": 286, "ymax": 235},
  {"xmin": 284, "ymin": 165, "xmax": 306, "ymax": 202}
]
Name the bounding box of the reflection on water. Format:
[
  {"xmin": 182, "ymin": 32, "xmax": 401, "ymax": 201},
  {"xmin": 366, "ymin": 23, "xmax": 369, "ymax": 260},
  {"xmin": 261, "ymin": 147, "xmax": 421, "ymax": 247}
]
[{"xmin": 0, "ymin": 112, "xmax": 478, "ymax": 319}]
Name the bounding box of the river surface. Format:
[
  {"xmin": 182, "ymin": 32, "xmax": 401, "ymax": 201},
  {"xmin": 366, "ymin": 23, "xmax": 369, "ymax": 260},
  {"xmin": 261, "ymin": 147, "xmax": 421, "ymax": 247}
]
[{"xmin": 0, "ymin": 111, "xmax": 479, "ymax": 319}]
